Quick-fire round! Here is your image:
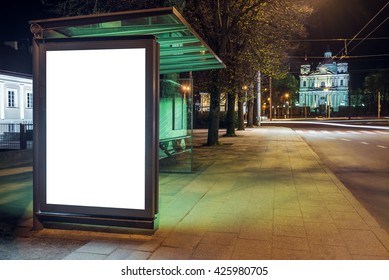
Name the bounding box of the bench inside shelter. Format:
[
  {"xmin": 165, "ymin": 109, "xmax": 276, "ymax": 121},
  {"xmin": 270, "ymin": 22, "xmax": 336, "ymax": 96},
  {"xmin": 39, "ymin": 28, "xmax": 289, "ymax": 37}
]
[{"xmin": 159, "ymin": 135, "xmax": 191, "ymax": 159}]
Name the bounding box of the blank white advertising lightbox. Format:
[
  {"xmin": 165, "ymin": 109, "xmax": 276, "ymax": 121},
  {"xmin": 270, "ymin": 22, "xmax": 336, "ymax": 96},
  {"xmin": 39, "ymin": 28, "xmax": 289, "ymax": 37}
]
[{"xmin": 46, "ymin": 48, "xmax": 146, "ymax": 210}]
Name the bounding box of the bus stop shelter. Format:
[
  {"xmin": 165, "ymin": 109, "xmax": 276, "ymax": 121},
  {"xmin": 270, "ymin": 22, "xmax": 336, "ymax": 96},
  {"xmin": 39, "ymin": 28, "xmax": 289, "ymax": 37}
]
[{"xmin": 30, "ymin": 7, "xmax": 224, "ymax": 232}]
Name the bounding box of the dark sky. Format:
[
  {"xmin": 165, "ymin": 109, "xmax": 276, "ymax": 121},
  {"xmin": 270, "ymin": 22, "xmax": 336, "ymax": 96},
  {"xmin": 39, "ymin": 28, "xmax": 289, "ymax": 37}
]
[
  {"xmin": 1, "ymin": 0, "xmax": 387, "ymax": 45},
  {"xmin": 298, "ymin": 0, "xmax": 389, "ymax": 88},
  {"xmin": 1, "ymin": 0, "xmax": 388, "ymax": 84},
  {"xmin": 0, "ymin": 0, "xmax": 53, "ymax": 41},
  {"xmin": 305, "ymin": 0, "xmax": 388, "ymax": 55}
]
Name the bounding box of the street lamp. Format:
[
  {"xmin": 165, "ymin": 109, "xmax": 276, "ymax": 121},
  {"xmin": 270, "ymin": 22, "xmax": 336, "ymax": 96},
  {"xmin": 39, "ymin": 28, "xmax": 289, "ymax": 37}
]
[
  {"xmin": 324, "ymin": 87, "xmax": 331, "ymax": 118},
  {"xmin": 181, "ymin": 84, "xmax": 191, "ymax": 99},
  {"xmin": 243, "ymin": 85, "xmax": 248, "ymax": 120},
  {"xmin": 284, "ymin": 93, "xmax": 291, "ymax": 118}
]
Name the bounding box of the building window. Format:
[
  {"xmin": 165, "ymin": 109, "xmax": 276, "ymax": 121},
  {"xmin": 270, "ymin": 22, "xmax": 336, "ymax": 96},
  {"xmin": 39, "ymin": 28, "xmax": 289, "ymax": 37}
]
[
  {"xmin": 303, "ymin": 81, "xmax": 306, "ymax": 87},
  {"xmin": 340, "ymin": 80, "xmax": 344, "ymax": 86},
  {"xmin": 320, "ymin": 82, "xmax": 325, "ymax": 87},
  {"xmin": 26, "ymin": 92, "xmax": 33, "ymax": 108},
  {"xmin": 7, "ymin": 90, "xmax": 16, "ymax": 107}
]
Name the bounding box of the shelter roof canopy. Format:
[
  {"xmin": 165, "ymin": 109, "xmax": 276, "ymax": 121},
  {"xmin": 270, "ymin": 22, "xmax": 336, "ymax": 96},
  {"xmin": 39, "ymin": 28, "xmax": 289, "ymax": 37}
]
[{"xmin": 29, "ymin": 7, "xmax": 225, "ymax": 74}]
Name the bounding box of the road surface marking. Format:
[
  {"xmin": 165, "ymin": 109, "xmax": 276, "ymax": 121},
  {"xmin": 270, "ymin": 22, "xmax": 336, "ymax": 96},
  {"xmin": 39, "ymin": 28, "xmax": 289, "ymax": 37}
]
[
  {"xmin": 335, "ymin": 131, "xmax": 346, "ymax": 134},
  {"xmin": 340, "ymin": 138, "xmax": 352, "ymax": 142},
  {"xmin": 361, "ymin": 130, "xmax": 375, "ymax": 134},
  {"xmin": 361, "ymin": 142, "xmax": 369, "ymax": 145},
  {"xmin": 308, "ymin": 130, "xmax": 317, "ymax": 134},
  {"xmin": 375, "ymin": 131, "xmax": 389, "ymax": 135},
  {"xmin": 347, "ymin": 131, "xmax": 361, "ymax": 134},
  {"xmin": 296, "ymin": 130, "xmax": 303, "ymax": 134},
  {"xmin": 377, "ymin": 145, "xmax": 387, "ymax": 149},
  {"xmin": 326, "ymin": 137, "xmax": 335, "ymax": 140},
  {"xmin": 321, "ymin": 130, "xmax": 330, "ymax": 134}
]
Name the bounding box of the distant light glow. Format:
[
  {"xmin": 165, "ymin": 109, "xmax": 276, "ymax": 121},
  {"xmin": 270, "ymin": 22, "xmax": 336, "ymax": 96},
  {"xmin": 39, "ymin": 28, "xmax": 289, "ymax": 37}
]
[{"xmin": 263, "ymin": 120, "xmax": 389, "ymax": 130}]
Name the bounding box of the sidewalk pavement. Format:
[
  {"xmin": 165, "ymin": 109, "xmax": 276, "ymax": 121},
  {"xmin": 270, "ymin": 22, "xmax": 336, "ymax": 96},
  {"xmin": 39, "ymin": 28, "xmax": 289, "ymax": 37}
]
[{"xmin": 1, "ymin": 127, "xmax": 389, "ymax": 260}]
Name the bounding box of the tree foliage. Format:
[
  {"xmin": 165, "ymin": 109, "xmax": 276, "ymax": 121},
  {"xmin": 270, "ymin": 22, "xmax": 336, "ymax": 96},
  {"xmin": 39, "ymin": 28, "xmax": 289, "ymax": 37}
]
[
  {"xmin": 364, "ymin": 71, "xmax": 389, "ymax": 114},
  {"xmin": 272, "ymin": 73, "xmax": 299, "ymax": 104},
  {"xmin": 184, "ymin": 0, "xmax": 312, "ymax": 140},
  {"xmin": 43, "ymin": 0, "xmax": 185, "ymax": 15},
  {"xmin": 45, "ymin": 0, "xmax": 313, "ymax": 141}
]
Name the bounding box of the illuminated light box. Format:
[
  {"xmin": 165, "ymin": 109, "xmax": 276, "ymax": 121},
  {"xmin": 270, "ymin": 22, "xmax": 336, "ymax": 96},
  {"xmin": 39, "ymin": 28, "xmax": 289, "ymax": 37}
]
[{"xmin": 33, "ymin": 36, "xmax": 159, "ymax": 230}]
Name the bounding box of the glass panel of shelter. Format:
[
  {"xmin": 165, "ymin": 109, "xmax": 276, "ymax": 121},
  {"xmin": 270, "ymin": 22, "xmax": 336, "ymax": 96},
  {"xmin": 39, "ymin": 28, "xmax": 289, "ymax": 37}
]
[{"xmin": 159, "ymin": 76, "xmax": 193, "ymax": 173}]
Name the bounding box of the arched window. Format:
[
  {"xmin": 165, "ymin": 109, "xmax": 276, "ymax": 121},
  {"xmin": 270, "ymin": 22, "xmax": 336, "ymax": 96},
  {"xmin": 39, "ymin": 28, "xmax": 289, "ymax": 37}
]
[{"xmin": 321, "ymin": 81, "xmax": 325, "ymax": 87}]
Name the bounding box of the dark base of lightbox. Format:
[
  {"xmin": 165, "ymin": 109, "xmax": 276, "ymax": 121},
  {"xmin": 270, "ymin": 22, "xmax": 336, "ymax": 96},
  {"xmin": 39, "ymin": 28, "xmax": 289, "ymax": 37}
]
[{"xmin": 34, "ymin": 212, "xmax": 159, "ymax": 235}]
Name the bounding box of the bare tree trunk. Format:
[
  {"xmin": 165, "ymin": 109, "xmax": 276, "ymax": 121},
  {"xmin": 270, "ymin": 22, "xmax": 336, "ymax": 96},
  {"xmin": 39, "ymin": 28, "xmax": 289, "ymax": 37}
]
[
  {"xmin": 207, "ymin": 71, "xmax": 221, "ymax": 145},
  {"xmin": 253, "ymin": 96, "xmax": 258, "ymax": 126},
  {"xmin": 247, "ymin": 99, "xmax": 254, "ymax": 127},
  {"xmin": 226, "ymin": 92, "xmax": 236, "ymax": 136},
  {"xmin": 237, "ymin": 94, "xmax": 245, "ymax": 130}
]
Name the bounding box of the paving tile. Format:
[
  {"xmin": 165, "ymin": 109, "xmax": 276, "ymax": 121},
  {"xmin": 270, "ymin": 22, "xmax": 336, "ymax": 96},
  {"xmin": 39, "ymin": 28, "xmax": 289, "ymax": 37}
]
[
  {"xmin": 305, "ymin": 223, "xmax": 345, "ymax": 246},
  {"xmin": 200, "ymin": 232, "xmax": 239, "ymax": 246},
  {"xmin": 272, "ymin": 236, "xmax": 310, "ymax": 251},
  {"xmin": 0, "ymin": 236, "xmax": 86, "ymax": 260},
  {"xmin": 351, "ymin": 255, "xmax": 389, "ymax": 260},
  {"xmin": 309, "ymin": 244, "xmax": 352, "ymax": 260},
  {"xmin": 192, "ymin": 243, "xmax": 234, "ymax": 260},
  {"xmin": 371, "ymin": 227, "xmax": 389, "ymax": 252},
  {"xmin": 301, "ymin": 206, "xmax": 333, "ymax": 223},
  {"xmin": 116, "ymin": 239, "xmax": 148, "ymax": 250},
  {"xmin": 135, "ymin": 238, "xmax": 163, "ymax": 252},
  {"xmin": 353, "ymin": 205, "xmax": 382, "ymax": 228},
  {"xmin": 74, "ymin": 240, "xmax": 120, "ymax": 255},
  {"xmin": 125, "ymin": 250, "xmax": 152, "ymax": 260},
  {"xmin": 162, "ymin": 232, "xmax": 203, "ymax": 249},
  {"xmin": 105, "ymin": 248, "xmax": 151, "ymax": 260},
  {"xmin": 330, "ymin": 211, "xmax": 369, "ymax": 230},
  {"xmin": 340, "ymin": 229, "xmax": 389, "ymax": 257},
  {"xmin": 325, "ymin": 202, "xmax": 356, "ymax": 212},
  {"xmin": 273, "ymin": 224, "xmax": 306, "ymax": 238},
  {"xmin": 274, "ymin": 199, "xmax": 300, "ymax": 210},
  {"xmin": 231, "ymin": 239, "xmax": 271, "ymax": 260},
  {"xmin": 271, "ymin": 248, "xmax": 311, "ymax": 260},
  {"xmin": 243, "ymin": 204, "xmax": 274, "ymax": 217},
  {"xmin": 274, "ymin": 208, "xmax": 302, "ymax": 218},
  {"xmin": 298, "ymin": 198, "xmax": 324, "ymax": 207},
  {"xmin": 149, "ymin": 246, "xmax": 193, "ymax": 260},
  {"xmin": 239, "ymin": 220, "xmax": 273, "ymax": 241},
  {"xmin": 63, "ymin": 252, "xmax": 106, "ymax": 260},
  {"xmin": 207, "ymin": 214, "xmax": 243, "ymax": 233},
  {"xmin": 105, "ymin": 248, "xmax": 134, "ymax": 260},
  {"xmin": 273, "ymin": 215, "xmax": 304, "ymax": 227}
]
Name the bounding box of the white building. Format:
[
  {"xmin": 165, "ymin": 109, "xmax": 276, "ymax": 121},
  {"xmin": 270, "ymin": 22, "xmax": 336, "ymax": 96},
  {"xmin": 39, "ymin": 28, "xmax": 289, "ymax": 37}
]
[
  {"xmin": 299, "ymin": 51, "xmax": 349, "ymax": 113},
  {"xmin": 0, "ymin": 70, "xmax": 33, "ymax": 129}
]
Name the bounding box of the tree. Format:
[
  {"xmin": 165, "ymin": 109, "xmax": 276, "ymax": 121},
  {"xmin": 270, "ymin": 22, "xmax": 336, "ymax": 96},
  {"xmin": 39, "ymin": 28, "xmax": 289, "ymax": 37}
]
[
  {"xmin": 272, "ymin": 74, "xmax": 299, "ymax": 103},
  {"xmin": 47, "ymin": 0, "xmax": 312, "ymax": 143},
  {"xmin": 184, "ymin": 0, "xmax": 312, "ymax": 143},
  {"xmin": 364, "ymin": 71, "xmax": 389, "ymax": 116},
  {"xmin": 270, "ymin": 73, "xmax": 299, "ymax": 118}
]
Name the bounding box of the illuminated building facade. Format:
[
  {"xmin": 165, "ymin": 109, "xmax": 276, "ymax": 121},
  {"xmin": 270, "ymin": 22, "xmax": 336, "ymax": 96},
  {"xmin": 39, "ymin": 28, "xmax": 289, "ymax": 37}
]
[
  {"xmin": 299, "ymin": 51, "xmax": 349, "ymax": 113},
  {"xmin": 0, "ymin": 70, "xmax": 33, "ymax": 126}
]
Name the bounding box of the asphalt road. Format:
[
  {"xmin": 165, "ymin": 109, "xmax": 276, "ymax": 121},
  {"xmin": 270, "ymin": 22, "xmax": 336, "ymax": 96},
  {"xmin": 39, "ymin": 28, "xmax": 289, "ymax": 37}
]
[{"xmin": 262, "ymin": 119, "xmax": 389, "ymax": 233}]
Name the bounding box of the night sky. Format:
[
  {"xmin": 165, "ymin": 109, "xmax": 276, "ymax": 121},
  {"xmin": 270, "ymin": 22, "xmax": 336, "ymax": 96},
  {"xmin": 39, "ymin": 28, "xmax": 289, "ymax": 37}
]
[
  {"xmin": 300, "ymin": 0, "xmax": 389, "ymax": 88},
  {"xmin": 0, "ymin": 0, "xmax": 53, "ymax": 41},
  {"xmin": 0, "ymin": 0, "xmax": 388, "ymax": 85},
  {"xmin": 303, "ymin": 0, "xmax": 388, "ymax": 60}
]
